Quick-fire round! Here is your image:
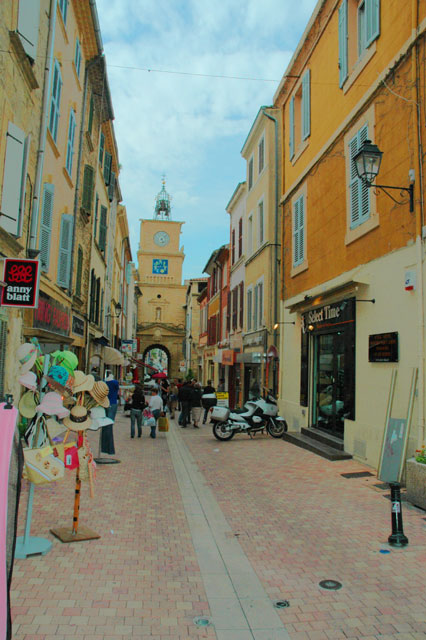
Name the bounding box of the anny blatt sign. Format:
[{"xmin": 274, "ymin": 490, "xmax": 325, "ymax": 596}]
[{"xmin": 1, "ymin": 258, "xmax": 40, "ymax": 308}]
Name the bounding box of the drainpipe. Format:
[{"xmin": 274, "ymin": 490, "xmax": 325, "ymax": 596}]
[
  {"xmin": 412, "ymin": 0, "xmax": 425, "ymax": 448},
  {"xmin": 261, "ymin": 107, "xmax": 281, "ymax": 349},
  {"xmin": 28, "ymin": 0, "xmax": 57, "ymax": 252}
]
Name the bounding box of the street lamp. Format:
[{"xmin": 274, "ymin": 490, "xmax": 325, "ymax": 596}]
[
  {"xmin": 353, "ymin": 139, "xmax": 414, "ymax": 212},
  {"xmin": 106, "ymin": 302, "xmax": 122, "ymax": 318},
  {"xmin": 273, "ymin": 322, "xmax": 295, "ymax": 329}
]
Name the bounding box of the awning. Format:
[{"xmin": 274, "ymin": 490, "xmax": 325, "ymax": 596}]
[{"xmin": 103, "ymin": 346, "xmax": 125, "ymax": 365}]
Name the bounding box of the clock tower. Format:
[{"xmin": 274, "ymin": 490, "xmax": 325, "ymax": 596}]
[{"xmin": 136, "ymin": 180, "xmax": 186, "ymax": 378}]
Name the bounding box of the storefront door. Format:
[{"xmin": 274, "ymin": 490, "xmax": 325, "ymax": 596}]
[{"xmin": 314, "ymin": 331, "xmax": 346, "ymax": 438}]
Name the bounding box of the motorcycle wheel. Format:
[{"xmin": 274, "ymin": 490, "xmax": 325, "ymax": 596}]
[
  {"xmin": 212, "ymin": 422, "xmax": 235, "ymax": 441},
  {"xmin": 267, "ymin": 418, "xmax": 288, "ymax": 438}
]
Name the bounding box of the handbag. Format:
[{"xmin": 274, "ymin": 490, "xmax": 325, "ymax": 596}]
[
  {"xmin": 158, "ymin": 416, "xmax": 169, "ymax": 432},
  {"xmin": 23, "ymin": 415, "xmax": 65, "ymax": 485}
]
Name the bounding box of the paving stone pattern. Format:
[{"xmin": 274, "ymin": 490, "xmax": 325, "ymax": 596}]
[{"xmin": 11, "ymin": 410, "xmax": 426, "ymax": 639}]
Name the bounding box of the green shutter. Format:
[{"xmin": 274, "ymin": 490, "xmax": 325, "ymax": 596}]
[
  {"xmin": 82, "ymin": 165, "xmax": 94, "ymax": 212},
  {"xmin": 366, "ymin": 0, "xmax": 380, "ymax": 47},
  {"xmin": 338, "ymin": 0, "xmax": 348, "ymax": 88},
  {"xmin": 39, "ymin": 183, "xmax": 54, "ymax": 271},
  {"xmin": 99, "ymin": 132, "xmax": 104, "ymax": 165},
  {"xmin": 302, "ymin": 69, "xmax": 310, "ymax": 140},
  {"xmin": 289, "ymin": 96, "xmax": 295, "ymax": 160},
  {"xmin": 99, "ymin": 205, "xmax": 107, "ymax": 251},
  {"xmin": 57, "ymin": 213, "xmax": 73, "ymax": 287},
  {"xmin": 104, "ymin": 151, "xmax": 112, "ymax": 185}
]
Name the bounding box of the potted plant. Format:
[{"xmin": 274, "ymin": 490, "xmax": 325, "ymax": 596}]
[{"xmin": 405, "ymin": 445, "xmax": 426, "ymax": 510}]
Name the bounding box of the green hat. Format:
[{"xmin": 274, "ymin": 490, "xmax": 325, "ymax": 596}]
[
  {"xmin": 52, "ymin": 350, "xmax": 78, "ymax": 374},
  {"xmin": 18, "ymin": 390, "xmax": 37, "ymax": 419}
]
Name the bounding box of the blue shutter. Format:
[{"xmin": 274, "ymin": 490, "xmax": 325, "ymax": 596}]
[
  {"xmin": 293, "ymin": 195, "xmax": 305, "ymax": 266},
  {"xmin": 349, "ymin": 125, "xmax": 370, "ymax": 228},
  {"xmin": 0, "ymin": 122, "xmax": 28, "ymax": 237},
  {"xmin": 49, "ymin": 61, "xmax": 62, "ymax": 143},
  {"xmin": 338, "ymin": 0, "xmax": 348, "ymax": 88},
  {"xmin": 74, "ymin": 38, "xmax": 81, "ymax": 77},
  {"xmin": 39, "ymin": 183, "xmax": 54, "ymax": 271},
  {"xmin": 302, "ymin": 70, "xmax": 310, "ymax": 140},
  {"xmin": 359, "ymin": 125, "xmax": 370, "ymax": 221},
  {"xmin": 18, "ymin": 0, "xmax": 40, "ymax": 60},
  {"xmin": 66, "ymin": 109, "xmax": 76, "ymax": 175},
  {"xmin": 366, "ymin": 0, "xmax": 380, "ymax": 46},
  {"xmin": 289, "ymin": 97, "xmax": 295, "ymax": 160},
  {"xmin": 57, "ymin": 214, "xmax": 73, "ymax": 287}
]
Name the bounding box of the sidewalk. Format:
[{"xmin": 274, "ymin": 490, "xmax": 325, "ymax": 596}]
[{"xmin": 10, "ymin": 409, "xmax": 426, "ymax": 639}]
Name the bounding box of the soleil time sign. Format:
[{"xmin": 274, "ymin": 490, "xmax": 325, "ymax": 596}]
[{"xmin": 1, "ymin": 258, "xmax": 40, "ymax": 308}]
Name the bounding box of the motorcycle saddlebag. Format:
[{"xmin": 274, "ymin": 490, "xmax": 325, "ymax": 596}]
[{"xmin": 210, "ymin": 406, "xmax": 230, "ymax": 421}]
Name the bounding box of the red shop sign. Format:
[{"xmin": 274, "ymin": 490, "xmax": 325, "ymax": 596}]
[
  {"xmin": 1, "ymin": 258, "xmax": 40, "ymax": 308},
  {"xmin": 33, "ymin": 291, "xmax": 70, "ymax": 336}
]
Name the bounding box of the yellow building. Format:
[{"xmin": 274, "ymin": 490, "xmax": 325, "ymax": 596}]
[
  {"xmin": 183, "ymin": 278, "xmax": 208, "ymax": 379},
  {"xmin": 240, "ymin": 107, "xmax": 282, "ymax": 401},
  {"xmin": 137, "ymin": 181, "xmax": 186, "ymax": 379},
  {"xmin": 275, "ymin": 0, "xmax": 426, "ymax": 467}
]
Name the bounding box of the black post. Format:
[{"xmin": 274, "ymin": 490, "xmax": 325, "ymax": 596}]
[{"xmin": 388, "ymin": 482, "xmax": 408, "ymax": 547}]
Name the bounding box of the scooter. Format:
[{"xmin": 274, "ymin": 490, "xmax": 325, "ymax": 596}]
[{"xmin": 210, "ymin": 392, "xmax": 287, "ymax": 441}]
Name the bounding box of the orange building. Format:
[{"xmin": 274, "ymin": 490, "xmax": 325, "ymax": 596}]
[{"xmin": 275, "ymin": 0, "xmax": 426, "ymax": 468}]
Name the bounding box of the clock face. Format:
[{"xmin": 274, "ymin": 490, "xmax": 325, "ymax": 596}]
[{"xmin": 154, "ymin": 231, "xmax": 170, "ymax": 246}]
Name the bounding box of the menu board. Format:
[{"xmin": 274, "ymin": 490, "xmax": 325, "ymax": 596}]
[{"xmin": 369, "ymin": 332, "xmax": 399, "ymax": 362}]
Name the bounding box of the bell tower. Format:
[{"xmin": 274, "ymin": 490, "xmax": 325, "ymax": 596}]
[{"xmin": 136, "ymin": 179, "xmax": 186, "ymax": 378}]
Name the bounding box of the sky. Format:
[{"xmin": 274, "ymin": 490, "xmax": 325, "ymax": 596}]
[{"xmin": 95, "ymin": 0, "xmax": 318, "ymax": 281}]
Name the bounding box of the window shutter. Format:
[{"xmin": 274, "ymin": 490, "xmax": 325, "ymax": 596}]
[
  {"xmin": 258, "ymin": 282, "xmax": 263, "ymax": 327},
  {"xmin": 66, "ymin": 109, "xmax": 76, "ymax": 175},
  {"xmin": 238, "ymin": 217, "xmax": 243, "ymax": 257},
  {"xmin": 0, "ymin": 122, "xmax": 27, "ymax": 236},
  {"xmin": 57, "ymin": 213, "xmax": 73, "ymax": 288},
  {"xmin": 18, "ymin": 0, "xmax": 40, "ymax": 60},
  {"xmin": 239, "ymin": 282, "xmax": 244, "ymax": 328},
  {"xmin": 104, "ymin": 151, "xmax": 112, "ymax": 185},
  {"xmin": 82, "ymin": 165, "xmax": 94, "ymax": 212},
  {"xmin": 231, "ymin": 229, "xmax": 235, "ymax": 263},
  {"xmin": 74, "ymin": 38, "xmax": 81, "ymax": 76},
  {"xmin": 366, "ymin": 0, "xmax": 380, "ymax": 47},
  {"xmin": 39, "ymin": 183, "xmax": 54, "ymax": 271},
  {"xmin": 254, "ymin": 285, "xmax": 259, "ymax": 330},
  {"xmin": 227, "ymin": 292, "xmax": 231, "ymax": 332},
  {"xmin": 302, "ymin": 69, "xmax": 311, "ymax": 140},
  {"xmin": 49, "ymin": 61, "xmax": 62, "ymax": 143},
  {"xmin": 338, "ymin": 0, "xmax": 348, "ymax": 88},
  {"xmin": 247, "ymin": 289, "xmax": 252, "ymax": 331},
  {"xmin": 99, "ymin": 132, "xmax": 104, "ymax": 166},
  {"xmin": 75, "ymin": 246, "xmax": 83, "ymax": 296},
  {"xmin": 289, "ymin": 97, "xmax": 295, "ymax": 160},
  {"xmin": 94, "ymin": 193, "xmax": 99, "ymax": 237},
  {"xmin": 99, "ymin": 205, "xmax": 107, "ymax": 251},
  {"xmin": 349, "ymin": 126, "xmax": 369, "ymax": 228},
  {"xmin": 232, "ymin": 288, "xmax": 238, "ymax": 330},
  {"xmin": 88, "ymin": 94, "xmax": 94, "ymax": 135},
  {"xmin": 293, "ymin": 196, "xmax": 304, "ymax": 266},
  {"xmin": 108, "ymin": 171, "xmax": 115, "ymax": 201},
  {"xmin": 359, "ymin": 125, "xmax": 370, "ymax": 221},
  {"xmin": 258, "ymin": 201, "xmax": 264, "ymax": 245},
  {"xmin": 89, "ymin": 269, "xmax": 95, "ymax": 321}
]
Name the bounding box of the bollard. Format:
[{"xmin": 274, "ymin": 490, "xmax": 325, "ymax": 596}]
[{"xmin": 388, "ymin": 482, "xmax": 408, "ymax": 547}]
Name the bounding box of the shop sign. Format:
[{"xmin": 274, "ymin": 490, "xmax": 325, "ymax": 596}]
[
  {"xmin": 34, "ymin": 292, "xmax": 70, "ymax": 336},
  {"xmin": 222, "ymin": 350, "xmax": 235, "ymax": 365},
  {"xmin": 216, "ymin": 392, "xmax": 229, "ymax": 407},
  {"xmin": 72, "ymin": 315, "xmax": 85, "ymax": 337},
  {"xmin": 302, "ymin": 297, "xmax": 355, "ymax": 332},
  {"xmin": 121, "ymin": 339, "xmax": 133, "ymax": 354},
  {"xmin": 243, "ymin": 331, "xmax": 265, "ymax": 347},
  {"xmin": 369, "ymin": 332, "xmax": 399, "ymax": 363},
  {"xmin": 1, "ymin": 258, "xmax": 40, "ymax": 308}
]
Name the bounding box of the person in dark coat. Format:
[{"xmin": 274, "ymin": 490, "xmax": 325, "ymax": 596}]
[
  {"xmin": 202, "ymin": 380, "xmax": 216, "ymax": 424},
  {"xmin": 130, "ymin": 384, "xmax": 147, "ymax": 438},
  {"xmin": 178, "ymin": 381, "xmax": 192, "ymax": 427},
  {"xmin": 190, "ymin": 382, "xmax": 203, "ymax": 427}
]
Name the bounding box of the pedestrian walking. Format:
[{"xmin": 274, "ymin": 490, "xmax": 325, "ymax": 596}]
[
  {"xmin": 202, "ymin": 380, "xmax": 216, "ymax": 424},
  {"xmin": 129, "ymin": 384, "xmax": 146, "ymax": 438},
  {"xmin": 148, "ymin": 389, "xmax": 163, "ymax": 438},
  {"xmin": 191, "ymin": 382, "xmax": 203, "ymax": 428},
  {"xmin": 178, "ymin": 380, "xmax": 192, "ymax": 427}
]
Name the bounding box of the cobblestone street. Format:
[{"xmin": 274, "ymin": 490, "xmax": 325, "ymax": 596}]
[{"xmin": 11, "ymin": 409, "xmax": 426, "ymax": 639}]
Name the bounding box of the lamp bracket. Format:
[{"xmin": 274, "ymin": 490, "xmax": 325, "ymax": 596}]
[{"xmin": 366, "ymin": 182, "xmax": 414, "ymax": 212}]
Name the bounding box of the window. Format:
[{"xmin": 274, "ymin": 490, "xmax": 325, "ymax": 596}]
[
  {"xmin": 59, "ymin": 0, "xmax": 68, "ymax": 24},
  {"xmin": 49, "ymin": 60, "xmax": 62, "ymax": 143},
  {"xmin": 74, "ymin": 38, "xmax": 81, "ymax": 77},
  {"xmin": 104, "ymin": 151, "xmax": 112, "ymax": 185},
  {"xmin": 239, "ymin": 282, "xmax": 244, "ymax": 328},
  {"xmin": 253, "ymin": 280, "xmax": 264, "ymax": 329},
  {"xmin": 289, "ymin": 69, "xmax": 310, "ymax": 160},
  {"xmin": 258, "ymin": 200, "xmax": 264, "ymax": 246},
  {"xmin": 81, "ymin": 165, "xmax": 94, "ymax": 214},
  {"xmin": 93, "ymin": 193, "xmax": 99, "ymax": 237},
  {"xmin": 338, "ymin": 0, "xmax": 380, "ymax": 88},
  {"xmin": 65, "ymin": 109, "xmax": 76, "ymax": 176},
  {"xmin": 248, "ymin": 156, "xmax": 254, "ymax": 190},
  {"xmin": 238, "ymin": 218, "xmax": 243, "ymax": 257},
  {"xmin": 18, "ymin": 0, "xmax": 40, "ymax": 60},
  {"xmin": 231, "ymin": 229, "xmax": 235, "ymax": 264},
  {"xmin": 232, "ymin": 287, "xmax": 238, "ymax": 330},
  {"xmin": 39, "ymin": 183, "xmax": 54, "ymax": 272},
  {"xmin": 75, "ymin": 246, "xmax": 83, "ymax": 297},
  {"xmin": 348, "ymin": 124, "xmax": 370, "ymax": 228},
  {"xmin": 57, "ymin": 213, "xmax": 73, "ymax": 288},
  {"xmin": 0, "ymin": 122, "xmax": 30, "ymax": 237},
  {"xmin": 248, "ymin": 214, "xmax": 253, "ymax": 256},
  {"xmin": 247, "ymin": 288, "xmax": 253, "ymax": 331},
  {"xmin": 99, "ymin": 131, "xmax": 105, "ymax": 166},
  {"xmin": 258, "ymin": 137, "xmax": 265, "ymax": 174},
  {"xmin": 293, "ymin": 194, "xmax": 305, "ymax": 267},
  {"xmin": 99, "ymin": 205, "xmax": 107, "ymax": 252}
]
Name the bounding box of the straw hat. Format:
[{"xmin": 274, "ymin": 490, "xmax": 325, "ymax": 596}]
[
  {"xmin": 89, "ymin": 406, "xmax": 114, "ymax": 431},
  {"xmin": 19, "ymin": 371, "xmax": 38, "ymax": 392},
  {"xmin": 46, "ymin": 417, "xmax": 66, "ymax": 439},
  {"xmin": 18, "ymin": 390, "xmax": 37, "ymax": 418},
  {"xmin": 73, "ymin": 371, "xmax": 95, "ymax": 393},
  {"xmin": 17, "ymin": 343, "xmax": 38, "ymax": 374},
  {"xmin": 89, "ymin": 381, "xmax": 110, "ymax": 408},
  {"xmin": 62, "ymin": 405, "xmax": 92, "ymax": 432}
]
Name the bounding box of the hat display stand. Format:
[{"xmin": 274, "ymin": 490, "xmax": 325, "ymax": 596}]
[
  {"xmin": 50, "ymin": 392, "xmax": 100, "ymax": 543},
  {"xmin": 15, "ymin": 354, "xmax": 52, "ymax": 559},
  {"xmin": 94, "ymin": 428, "xmax": 120, "ymax": 465}
]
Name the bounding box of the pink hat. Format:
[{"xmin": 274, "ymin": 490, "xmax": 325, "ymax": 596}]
[
  {"xmin": 19, "ymin": 371, "xmax": 38, "ymax": 391},
  {"xmin": 17, "ymin": 343, "xmax": 38, "ymax": 374},
  {"xmin": 36, "ymin": 392, "xmax": 70, "ymax": 419}
]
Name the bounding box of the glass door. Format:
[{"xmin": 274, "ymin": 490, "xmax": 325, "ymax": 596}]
[{"xmin": 314, "ymin": 332, "xmax": 346, "ymax": 438}]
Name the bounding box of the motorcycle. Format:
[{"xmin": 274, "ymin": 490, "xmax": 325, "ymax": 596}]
[{"xmin": 210, "ymin": 392, "xmax": 287, "ymax": 441}]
